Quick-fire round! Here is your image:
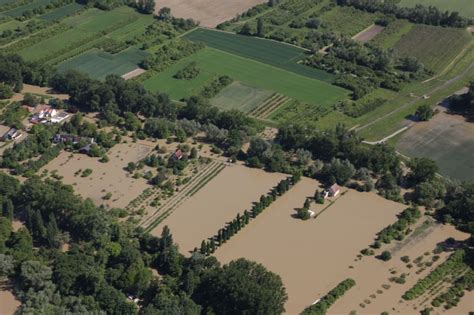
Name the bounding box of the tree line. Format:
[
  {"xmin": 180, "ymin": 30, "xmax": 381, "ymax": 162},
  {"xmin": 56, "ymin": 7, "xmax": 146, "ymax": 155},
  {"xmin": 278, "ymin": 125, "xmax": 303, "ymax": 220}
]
[
  {"xmin": 336, "ymin": 0, "xmax": 472, "ymax": 28},
  {"xmin": 196, "ymin": 173, "xmax": 301, "ymax": 256},
  {"xmin": 301, "ymin": 278, "xmax": 356, "ymax": 314},
  {"xmin": 0, "ymin": 172, "xmax": 288, "ymax": 314}
]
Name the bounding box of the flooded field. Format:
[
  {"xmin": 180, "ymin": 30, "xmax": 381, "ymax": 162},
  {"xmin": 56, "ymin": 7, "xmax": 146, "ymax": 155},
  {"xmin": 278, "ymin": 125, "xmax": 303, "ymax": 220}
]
[
  {"xmin": 214, "ymin": 177, "xmax": 407, "ymax": 313},
  {"xmin": 152, "ymin": 164, "xmax": 285, "ymax": 253}
]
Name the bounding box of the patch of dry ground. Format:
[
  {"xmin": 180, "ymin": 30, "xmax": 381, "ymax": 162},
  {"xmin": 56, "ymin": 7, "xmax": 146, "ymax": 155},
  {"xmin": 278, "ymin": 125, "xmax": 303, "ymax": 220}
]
[
  {"xmin": 121, "ymin": 68, "xmax": 146, "ymax": 80},
  {"xmin": 155, "ymin": 0, "xmax": 267, "ymax": 27},
  {"xmin": 353, "ymin": 24, "xmax": 385, "ymax": 42},
  {"xmin": 152, "ymin": 164, "xmax": 285, "ymax": 254},
  {"xmin": 397, "ymin": 107, "xmax": 474, "ymax": 181},
  {"xmin": 0, "ymin": 281, "xmax": 20, "ymax": 315},
  {"xmin": 41, "ymin": 140, "xmax": 155, "ymax": 208},
  {"xmin": 214, "ymin": 177, "xmax": 407, "ymax": 314}
]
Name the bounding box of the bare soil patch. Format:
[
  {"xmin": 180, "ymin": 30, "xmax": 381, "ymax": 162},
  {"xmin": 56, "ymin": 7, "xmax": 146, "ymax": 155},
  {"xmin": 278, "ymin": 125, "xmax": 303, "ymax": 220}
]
[
  {"xmin": 353, "ymin": 24, "xmax": 385, "ymax": 42},
  {"xmin": 21, "ymin": 84, "xmax": 69, "ymax": 100},
  {"xmin": 155, "ymin": 0, "xmax": 267, "ymax": 28},
  {"xmin": 41, "ymin": 140, "xmax": 155, "ymax": 208},
  {"xmin": 121, "ymin": 68, "xmax": 146, "ymax": 80},
  {"xmin": 397, "ymin": 107, "xmax": 474, "ymax": 181},
  {"xmin": 214, "ymin": 178, "xmax": 406, "ymax": 314},
  {"xmin": 0, "ymin": 281, "xmax": 20, "ymax": 315},
  {"xmin": 151, "ymin": 164, "xmax": 285, "ymax": 254}
]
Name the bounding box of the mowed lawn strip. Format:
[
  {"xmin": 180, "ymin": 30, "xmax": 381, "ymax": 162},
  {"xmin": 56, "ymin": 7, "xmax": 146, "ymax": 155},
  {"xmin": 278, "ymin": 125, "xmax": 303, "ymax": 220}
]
[
  {"xmin": 184, "ymin": 28, "xmax": 335, "ymax": 83},
  {"xmin": 210, "ymin": 81, "xmax": 275, "ymax": 113},
  {"xmin": 393, "ymin": 24, "xmax": 472, "ymax": 73},
  {"xmin": 143, "ymin": 47, "xmax": 349, "ymax": 106}
]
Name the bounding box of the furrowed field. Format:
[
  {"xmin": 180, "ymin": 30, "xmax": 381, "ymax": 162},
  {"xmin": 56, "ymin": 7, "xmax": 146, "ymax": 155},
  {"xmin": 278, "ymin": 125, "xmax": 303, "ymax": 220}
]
[
  {"xmin": 184, "ymin": 28, "xmax": 335, "ymax": 82},
  {"xmin": 38, "ymin": 2, "xmax": 85, "ymax": 21},
  {"xmin": 392, "ymin": 25, "xmax": 472, "ymax": 73},
  {"xmin": 143, "ymin": 47, "xmax": 348, "ymax": 107}
]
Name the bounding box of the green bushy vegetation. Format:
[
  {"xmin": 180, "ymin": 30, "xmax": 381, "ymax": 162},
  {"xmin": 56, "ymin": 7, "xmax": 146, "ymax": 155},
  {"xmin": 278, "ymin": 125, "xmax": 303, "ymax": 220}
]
[{"xmin": 301, "ymin": 278, "xmax": 356, "ymax": 314}]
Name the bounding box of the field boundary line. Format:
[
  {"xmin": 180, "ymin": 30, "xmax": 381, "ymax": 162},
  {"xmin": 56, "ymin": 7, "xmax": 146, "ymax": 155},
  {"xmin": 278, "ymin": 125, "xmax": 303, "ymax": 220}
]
[
  {"xmin": 355, "ymin": 61, "xmax": 474, "ymax": 134},
  {"xmin": 196, "ymin": 27, "xmax": 311, "ymax": 52},
  {"xmin": 422, "ymin": 40, "xmax": 474, "ymax": 84}
]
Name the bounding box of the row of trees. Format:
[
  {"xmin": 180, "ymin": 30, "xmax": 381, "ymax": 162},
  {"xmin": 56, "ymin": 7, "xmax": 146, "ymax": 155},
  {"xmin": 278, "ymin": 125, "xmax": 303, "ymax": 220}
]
[
  {"xmin": 0, "ymin": 171, "xmax": 288, "ymax": 314},
  {"xmin": 336, "ymin": 0, "xmax": 472, "ymax": 28},
  {"xmin": 301, "ymin": 278, "xmax": 356, "ymax": 314},
  {"xmin": 376, "ymin": 207, "xmax": 421, "ymax": 244},
  {"xmin": 196, "ymin": 173, "xmax": 301, "ymax": 255}
]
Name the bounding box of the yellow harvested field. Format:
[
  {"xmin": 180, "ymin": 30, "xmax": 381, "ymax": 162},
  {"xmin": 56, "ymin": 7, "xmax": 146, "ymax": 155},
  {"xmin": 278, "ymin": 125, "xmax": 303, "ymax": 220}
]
[
  {"xmin": 152, "ymin": 164, "xmax": 286, "ymax": 253},
  {"xmin": 0, "ymin": 283, "xmax": 20, "ymax": 315},
  {"xmin": 42, "ymin": 140, "xmax": 154, "ymax": 208},
  {"xmin": 330, "ymin": 223, "xmax": 470, "ymax": 314},
  {"xmin": 214, "ymin": 177, "xmax": 407, "ymax": 314},
  {"xmin": 155, "ymin": 0, "xmax": 267, "ymax": 27}
]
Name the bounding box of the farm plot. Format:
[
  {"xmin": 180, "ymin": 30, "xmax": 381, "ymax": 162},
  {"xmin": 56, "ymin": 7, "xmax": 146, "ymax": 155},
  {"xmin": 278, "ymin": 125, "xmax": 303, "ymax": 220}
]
[
  {"xmin": 139, "ymin": 160, "xmax": 226, "ymax": 232},
  {"xmin": 371, "ymin": 19, "xmax": 414, "ymax": 49},
  {"xmin": 155, "ymin": 0, "xmax": 267, "ymax": 27},
  {"xmin": 215, "ymin": 178, "xmax": 407, "ymax": 314},
  {"xmin": 247, "ymin": 93, "xmax": 290, "ymax": 119},
  {"xmin": 38, "ymin": 2, "xmax": 84, "ymax": 21},
  {"xmin": 398, "ymin": 0, "xmax": 474, "ymax": 19},
  {"xmin": 320, "ymin": 5, "xmax": 381, "ymax": 37},
  {"xmin": 210, "ymin": 81, "xmax": 275, "ymax": 113},
  {"xmin": 184, "ymin": 28, "xmax": 335, "ymax": 83},
  {"xmin": 268, "ymin": 99, "xmax": 330, "ymax": 126},
  {"xmin": 41, "ymin": 140, "xmax": 155, "ymax": 209},
  {"xmin": 57, "ymin": 48, "xmax": 149, "ymax": 80},
  {"xmin": 2, "ymin": 0, "xmax": 53, "ymax": 17},
  {"xmin": 18, "ymin": 7, "xmax": 143, "ymax": 63},
  {"xmin": 144, "ymin": 47, "xmax": 348, "ymax": 107},
  {"xmin": 397, "ymin": 109, "xmax": 474, "ymax": 181},
  {"xmin": 150, "ymin": 165, "xmax": 286, "ymax": 254},
  {"xmin": 393, "ymin": 24, "xmax": 472, "ymax": 73}
]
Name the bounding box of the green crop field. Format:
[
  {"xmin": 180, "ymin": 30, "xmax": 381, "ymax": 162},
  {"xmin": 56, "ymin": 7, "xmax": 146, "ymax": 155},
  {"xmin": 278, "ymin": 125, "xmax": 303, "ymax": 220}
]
[
  {"xmin": 371, "ymin": 19, "xmax": 414, "ymax": 49},
  {"xmin": 38, "ymin": 2, "xmax": 84, "ymax": 21},
  {"xmin": 0, "ymin": 19, "xmax": 22, "ymax": 32},
  {"xmin": 393, "ymin": 24, "xmax": 472, "ymax": 73},
  {"xmin": 3, "ymin": 0, "xmax": 53, "ymax": 17},
  {"xmin": 184, "ymin": 28, "xmax": 335, "ymax": 83},
  {"xmin": 320, "ymin": 6, "xmax": 381, "ymax": 37},
  {"xmin": 19, "ymin": 7, "xmax": 142, "ymax": 62},
  {"xmin": 210, "ymin": 82, "xmax": 274, "ymax": 113},
  {"xmin": 57, "ymin": 47, "xmax": 149, "ymax": 80},
  {"xmin": 398, "ymin": 0, "xmax": 474, "ymax": 18},
  {"xmin": 144, "ymin": 47, "xmax": 348, "ymax": 106}
]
